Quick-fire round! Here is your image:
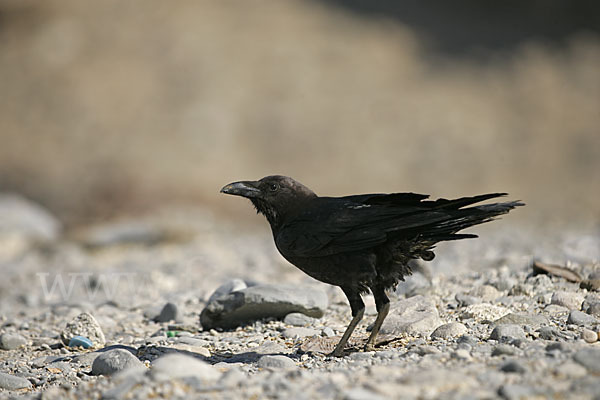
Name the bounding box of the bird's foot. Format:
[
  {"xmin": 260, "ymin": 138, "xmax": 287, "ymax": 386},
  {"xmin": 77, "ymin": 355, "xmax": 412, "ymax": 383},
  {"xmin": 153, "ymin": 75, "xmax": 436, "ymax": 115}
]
[
  {"xmin": 329, "ymin": 346, "xmax": 346, "ymax": 357},
  {"xmin": 364, "ymin": 343, "xmax": 376, "ymax": 352}
]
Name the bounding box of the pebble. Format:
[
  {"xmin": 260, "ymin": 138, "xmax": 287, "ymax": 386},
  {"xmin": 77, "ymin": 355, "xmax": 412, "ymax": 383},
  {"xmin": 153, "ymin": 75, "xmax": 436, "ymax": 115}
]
[
  {"xmin": 567, "ymin": 310, "xmax": 597, "ymax": 326},
  {"xmin": 257, "ymin": 355, "xmax": 297, "ymax": 369},
  {"xmin": 200, "ymin": 284, "xmax": 328, "ymax": 329},
  {"xmin": 149, "ymin": 353, "xmax": 221, "ymax": 383},
  {"xmin": 379, "ymin": 295, "xmax": 442, "ymax": 336},
  {"xmin": 581, "ymin": 328, "xmax": 598, "ymax": 343},
  {"xmin": 489, "ymin": 324, "xmax": 526, "ymax": 341},
  {"xmin": 492, "ymin": 344, "xmax": 517, "ymax": 356},
  {"xmin": 321, "ymin": 327, "xmax": 336, "ymax": 337},
  {"xmin": 60, "ymin": 312, "xmax": 106, "ymax": 348},
  {"xmin": 430, "ymin": 322, "xmax": 468, "ymax": 339},
  {"xmin": 500, "ymin": 360, "xmax": 527, "ymax": 374},
  {"xmin": 0, "ymin": 194, "xmax": 61, "ymax": 241},
  {"xmin": 283, "ymin": 312, "xmax": 316, "ymax": 326},
  {"xmin": 0, "ymin": 332, "xmax": 27, "ymax": 350},
  {"xmin": 154, "ymin": 302, "xmax": 180, "ymax": 323},
  {"xmin": 551, "ymin": 291, "xmax": 584, "ymax": 310},
  {"xmin": 207, "ymin": 279, "xmax": 248, "ymax": 302},
  {"xmin": 469, "ymin": 285, "xmax": 501, "ymax": 301},
  {"xmin": 493, "ymin": 313, "xmax": 548, "ymax": 327},
  {"xmin": 0, "ymin": 372, "xmax": 33, "ymax": 390},
  {"xmin": 585, "ymin": 302, "xmax": 600, "ymax": 317},
  {"xmin": 91, "ymin": 349, "xmax": 144, "ymax": 375}
]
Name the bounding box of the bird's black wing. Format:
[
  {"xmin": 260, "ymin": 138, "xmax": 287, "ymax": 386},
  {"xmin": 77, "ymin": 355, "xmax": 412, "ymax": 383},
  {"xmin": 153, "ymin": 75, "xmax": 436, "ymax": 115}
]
[{"xmin": 276, "ymin": 192, "xmax": 518, "ymax": 258}]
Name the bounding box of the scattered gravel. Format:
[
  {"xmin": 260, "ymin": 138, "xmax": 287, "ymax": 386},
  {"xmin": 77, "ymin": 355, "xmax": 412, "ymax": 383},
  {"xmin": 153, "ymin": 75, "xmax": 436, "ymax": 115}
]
[{"xmin": 1, "ymin": 196, "xmax": 600, "ymax": 399}]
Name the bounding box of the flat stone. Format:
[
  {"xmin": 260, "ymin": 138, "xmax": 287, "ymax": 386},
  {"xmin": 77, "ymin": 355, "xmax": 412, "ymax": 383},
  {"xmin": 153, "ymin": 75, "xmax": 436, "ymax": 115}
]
[
  {"xmin": 379, "ymin": 295, "xmax": 442, "ymax": 336},
  {"xmin": 283, "ymin": 312, "xmax": 316, "ymax": 326},
  {"xmin": 551, "ymin": 291, "xmax": 584, "ymax": 310},
  {"xmin": 207, "ymin": 279, "xmax": 247, "ymax": 302},
  {"xmin": 60, "ymin": 312, "xmax": 106, "ymax": 348},
  {"xmin": 200, "ymin": 284, "xmax": 328, "ymax": 330},
  {"xmin": 282, "ymin": 327, "xmax": 319, "ymax": 339},
  {"xmin": 0, "ymin": 372, "xmax": 32, "ymax": 390},
  {"xmin": 149, "ymin": 353, "xmax": 221, "ymax": 383},
  {"xmin": 91, "ymin": 348, "xmax": 144, "ymax": 376},
  {"xmin": 430, "ymin": 322, "xmax": 468, "ymax": 339},
  {"xmin": 567, "ymin": 310, "xmax": 597, "ymax": 326},
  {"xmin": 0, "ymin": 332, "xmax": 27, "ymax": 350},
  {"xmin": 461, "ymin": 303, "xmax": 510, "ymax": 322},
  {"xmin": 489, "ymin": 324, "xmax": 526, "ymax": 341},
  {"xmin": 492, "ymin": 344, "xmax": 517, "ymax": 356},
  {"xmin": 257, "ymin": 355, "xmax": 296, "ymax": 369},
  {"xmin": 469, "ymin": 285, "xmax": 501, "ymax": 301},
  {"xmin": 500, "ymin": 360, "xmax": 527, "ymax": 374},
  {"xmin": 493, "ymin": 313, "xmax": 549, "ymax": 327},
  {"xmin": 154, "ymin": 302, "xmax": 179, "ymax": 323},
  {"xmin": 573, "ymin": 348, "xmax": 600, "ymax": 373}
]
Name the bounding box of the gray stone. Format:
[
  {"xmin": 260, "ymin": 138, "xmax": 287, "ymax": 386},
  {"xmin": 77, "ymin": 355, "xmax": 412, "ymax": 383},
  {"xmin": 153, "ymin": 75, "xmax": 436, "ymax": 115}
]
[
  {"xmin": 492, "ymin": 344, "xmax": 517, "ymax": 356},
  {"xmin": 500, "ymin": 360, "xmax": 527, "ymax": 374},
  {"xmin": 257, "ymin": 355, "xmax": 296, "ymax": 369},
  {"xmin": 378, "ymin": 295, "xmax": 442, "ymax": 337},
  {"xmin": 493, "ymin": 313, "xmax": 549, "ymax": 327},
  {"xmin": 0, "ymin": 372, "xmax": 32, "ymax": 390},
  {"xmin": 60, "ymin": 312, "xmax": 105, "ymax": 348},
  {"xmin": 82, "ymin": 221, "xmax": 165, "ymax": 248},
  {"xmin": 0, "ymin": 193, "xmax": 61, "ymax": 241},
  {"xmin": 430, "ymin": 322, "xmax": 468, "ymax": 339},
  {"xmin": 321, "ymin": 327, "xmax": 335, "ymax": 337},
  {"xmin": 551, "ymin": 291, "xmax": 584, "ymax": 310},
  {"xmin": 455, "ymin": 293, "xmax": 480, "ymax": 307},
  {"xmin": 154, "ymin": 302, "xmax": 179, "ymax": 323},
  {"xmin": 508, "ymin": 283, "xmax": 534, "ymax": 296},
  {"xmin": 208, "ymin": 279, "xmax": 247, "ymax": 303},
  {"xmin": 283, "ymin": 312, "xmax": 315, "ymax": 326},
  {"xmin": 586, "ymin": 302, "xmax": 600, "ymax": 317},
  {"xmin": 200, "ymin": 284, "xmax": 328, "ymax": 329},
  {"xmin": 395, "ymin": 272, "xmax": 431, "ymax": 297},
  {"xmin": 489, "ymin": 324, "xmax": 526, "ymax": 341},
  {"xmin": 0, "ymin": 332, "xmax": 27, "ymax": 350},
  {"xmin": 469, "ymin": 285, "xmax": 501, "ymax": 301},
  {"xmin": 573, "ymin": 348, "xmax": 600, "ymax": 373},
  {"xmin": 457, "ymin": 335, "xmax": 478, "ymax": 346},
  {"xmin": 567, "ymin": 310, "xmax": 597, "ymax": 326},
  {"xmin": 91, "ymin": 349, "xmax": 144, "ymax": 376},
  {"xmin": 282, "ymin": 327, "xmax": 319, "ymax": 339},
  {"xmin": 149, "ymin": 353, "xmax": 220, "ymax": 382}
]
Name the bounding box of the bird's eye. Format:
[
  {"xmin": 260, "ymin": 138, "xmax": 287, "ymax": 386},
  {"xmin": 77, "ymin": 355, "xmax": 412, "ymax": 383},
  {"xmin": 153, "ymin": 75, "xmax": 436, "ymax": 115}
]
[{"xmin": 269, "ymin": 183, "xmax": 279, "ymax": 192}]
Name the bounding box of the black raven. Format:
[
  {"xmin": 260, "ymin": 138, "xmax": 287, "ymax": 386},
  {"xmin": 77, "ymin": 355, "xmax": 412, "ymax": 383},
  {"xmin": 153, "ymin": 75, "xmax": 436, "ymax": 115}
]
[{"xmin": 221, "ymin": 175, "xmax": 523, "ymax": 356}]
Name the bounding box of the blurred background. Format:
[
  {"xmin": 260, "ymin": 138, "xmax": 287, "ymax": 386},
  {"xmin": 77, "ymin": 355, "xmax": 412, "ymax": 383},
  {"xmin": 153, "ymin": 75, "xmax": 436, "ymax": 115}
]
[{"xmin": 1, "ymin": 0, "xmax": 599, "ymax": 229}]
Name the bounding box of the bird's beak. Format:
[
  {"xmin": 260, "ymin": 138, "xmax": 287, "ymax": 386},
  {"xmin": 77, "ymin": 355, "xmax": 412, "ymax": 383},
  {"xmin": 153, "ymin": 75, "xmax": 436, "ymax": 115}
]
[{"xmin": 220, "ymin": 181, "xmax": 262, "ymax": 198}]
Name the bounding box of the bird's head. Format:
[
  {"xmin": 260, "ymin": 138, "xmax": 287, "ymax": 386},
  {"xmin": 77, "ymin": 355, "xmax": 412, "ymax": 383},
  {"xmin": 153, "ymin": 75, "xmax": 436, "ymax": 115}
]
[{"xmin": 221, "ymin": 175, "xmax": 316, "ymax": 228}]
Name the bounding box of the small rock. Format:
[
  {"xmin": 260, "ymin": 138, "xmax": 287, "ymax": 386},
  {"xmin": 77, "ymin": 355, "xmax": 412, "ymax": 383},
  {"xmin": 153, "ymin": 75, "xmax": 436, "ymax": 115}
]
[
  {"xmin": 257, "ymin": 355, "xmax": 296, "ymax": 369},
  {"xmin": 0, "ymin": 372, "xmax": 32, "ymax": 390},
  {"xmin": 430, "ymin": 322, "xmax": 468, "ymax": 339},
  {"xmin": 0, "ymin": 332, "xmax": 27, "ymax": 350},
  {"xmin": 378, "ymin": 295, "xmax": 442, "ymax": 336},
  {"xmin": 469, "ymin": 285, "xmax": 501, "ymax": 301},
  {"xmin": 500, "ymin": 360, "xmax": 526, "ymax": 374},
  {"xmin": 457, "ymin": 335, "xmax": 478, "ymax": 346},
  {"xmin": 498, "ymin": 384, "xmax": 536, "ymax": 400},
  {"xmin": 455, "ymin": 293, "xmax": 480, "ymax": 307},
  {"xmin": 283, "ymin": 312, "xmax": 315, "ymax": 326},
  {"xmin": 508, "ymin": 283, "xmax": 534, "ymax": 296},
  {"xmin": 493, "ymin": 313, "xmax": 549, "ymax": 327},
  {"xmin": 581, "ymin": 328, "xmax": 598, "ymax": 343},
  {"xmin": 489, "ymin": 324, "xmax": 526, "ymax": 341},
  {"xmin": 492, "ymin": 344, "xmax": 517, "ymax": 356},
  {"xmin": 567, "ymin": 310, "xmax": 597, "ymax": 326},
  {"xmin": 321, "ymin": 327, "xmax": 335, "ymax": 337},
  {"xmin": 544, "ymin": 304, "xmax": 570, "ymax": 314},
  {"xmin": 551, "ymin": 291, "xmax": 584, "ymax": 310},
  {"xmin": 573, "ymin": 348, "xmax": 600, "ymax": 373},
  {"xmin": 207, "ymin": 279, "xmax": 247, "ymax": 303},
  {"xmin": 68, "ymin": 335, "xmax": 93, "ymax": 349},
  {"xmin": 91, "ymin": 348, "xmax": 144, "ymax": 375},
  {"xmin": 200, "ymin": 284, "xmax": 328, "ymax": 330},
  {"xmin": 154, "ymin": 302, "xmax": 179, "ymax": 323},
  {"xmin": 461, "ymin": 303, "xmax": 510, "ymax": 322},
  {"xmin": 586, "ymin": 302, "xmax": 600, "ymax": 317},
  {"xmin": 282, "ymin": 327, "xmax": 319, "ymax": 339},
  {"xmin": 0, "ymin": 193, "xmax": 61, "ymax": 241},
  {"xmin": 60, "ymin": 312, "xmax": 105, "ymax": 348},
  {"xmin": 150, "ymin": 353, "xmax": 221, "ymax": 382},
  {"xmin": 451, "ymin": 348, "xmax": 472, "ymax": 360}
]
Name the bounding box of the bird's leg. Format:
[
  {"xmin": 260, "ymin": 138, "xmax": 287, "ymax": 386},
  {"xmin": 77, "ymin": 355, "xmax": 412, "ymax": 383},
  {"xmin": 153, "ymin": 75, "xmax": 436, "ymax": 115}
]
[
  {"xmin": 331, "ymin": 287, "xmax": 365, "ymax": 357},
  {"xmin": 365, "ymin": 286, "xmax": 390, "ymax": 352}
]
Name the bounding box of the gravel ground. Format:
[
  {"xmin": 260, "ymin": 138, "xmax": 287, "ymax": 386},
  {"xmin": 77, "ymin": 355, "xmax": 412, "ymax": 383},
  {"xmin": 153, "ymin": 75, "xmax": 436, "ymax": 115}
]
[{"xmin": 1, "ymin": 195, "xmax": 599, "ymax": 399}]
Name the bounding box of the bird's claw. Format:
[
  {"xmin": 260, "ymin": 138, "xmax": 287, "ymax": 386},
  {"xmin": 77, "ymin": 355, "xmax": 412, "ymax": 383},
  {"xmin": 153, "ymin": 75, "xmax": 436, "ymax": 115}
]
[{"xmin": 364, "ymin": 343, "xmax": 376, "ymax": 352}]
